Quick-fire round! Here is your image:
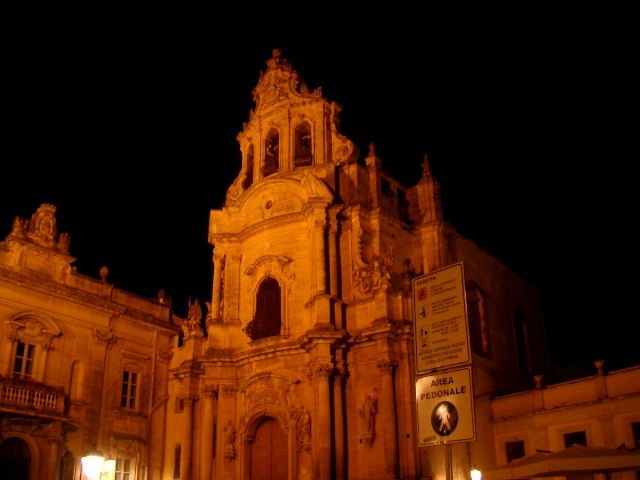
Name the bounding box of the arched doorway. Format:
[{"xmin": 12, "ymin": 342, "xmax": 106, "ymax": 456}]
[
  {"xmin": 0, "ymin": 437, "xmax": 31, "ymax": 480},
  {"xmin": 250, "ymin": 417, "xmax": 288, "ymax": 480}
]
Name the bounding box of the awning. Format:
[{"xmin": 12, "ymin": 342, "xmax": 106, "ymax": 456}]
[{"xmin": 484, "ymin": 445, "xmax": 640, "ymax": 479}]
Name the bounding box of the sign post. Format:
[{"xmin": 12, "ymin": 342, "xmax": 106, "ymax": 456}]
[{"xmin": 413, "ymin": 262, "xmax": 476, "ymax": 479}]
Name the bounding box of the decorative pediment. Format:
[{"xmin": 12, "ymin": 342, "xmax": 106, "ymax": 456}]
[
  {"xmin": 9, "ymin": 311, "xmax": 62, "ymax": 346},
  {"xmin": 252, "ymin": 49, "xmax": 321, "ymax": 114},
  {"xmin": 245, "ymin": 255, "xmax": 295, "ymax": 294},
  {"xmin": 239, "ymin": 372, "xmax": 300, "ymax": 414}
]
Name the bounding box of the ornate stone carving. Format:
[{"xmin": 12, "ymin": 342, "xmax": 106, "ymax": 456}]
[
  {"xmin": 8, "ymin": 204, "xmax": 71, "ymax": 253},
  {"xmin": 223, "ymin": 419, "xmax": 236, "ymax": 460},
  {"xmin": 221, "ymin": 384, "xmax": 237, "ymax": 398},
  {"xmin": 306, "ymin": 362, "xmax": 333, "ymax": 381},
  {"xmin": 182, "ymin": 298, "xmax": 203, "ymax": 339},
  {"xmin": 245, "ymin": 255, "xmax": 295, "ymax": 294},
  {"xmin": 352, "ymin": 241, "xmax": 395, "ymax": 297},
  {"xmin": 203, "ymin": 385, "xmax": 218, "ymax": 398},
  {"xmin": 376, "ymin": 359, "xmax": 397, "ymax": 374},
  {"xmin": 178, "ymin": 394, "xmax": 198, "ymax": 407},
  {"xmin": 358, "ymin": 388, "xmax": 378, "ymax": 445},
  {"xmin": 252, "ymin": 49, "xmax": 321, "ymax": 114},
  {"xmin": 247, "ymin": 388, "xmax": 281, "ymax": 411},
  {"xmin": 291, "ymin": 406, "xmax": 311, "ymax": 451},
  {"xmin": 93, "ymin": 329, "xmax": 117, "ymax": 347},
  {"xmin": 44, "ymin": 420, "xmax": 63, "ymax": 441},
  {"xmin": 158, "ymin": 348, "xmax": 173, "ymax": 361}
]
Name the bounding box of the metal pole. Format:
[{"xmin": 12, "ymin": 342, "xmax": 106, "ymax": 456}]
[{"xmin": 447, "ymin": 443, "xmax": 453, "ymax": 480}]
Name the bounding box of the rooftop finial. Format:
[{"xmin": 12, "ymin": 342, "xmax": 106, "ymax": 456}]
[{"xmin": 421, "ymin": 154, "xmax": 432, "ymax": 179}]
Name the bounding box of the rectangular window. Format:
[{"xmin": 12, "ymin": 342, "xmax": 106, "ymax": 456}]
[
  {"xmin": 115, "ymin": 456, "xmax": 132, "ymax": 480},
  {"xmin": 563, "ymin": 431, "xmax": 592, "ymax": 480},
  {"xmin": 13, "ymin": 341, "xmax": 36, "ymax": 378},
  {"xmin": 633, "ymin": 421, "xmax": 640, "ymax": 447},
  {"xmin": 563, "ymin": 430, "xmax": 587, "ymax": 447},
  {"xmin": 506, "ymin": 440, "xmax": 525, "ymax": 462},
  {"xmin": 120, "ymin": 370, "xmax": 138, "ymax": 410},
  {"xmin": 512, "ymin": 310, "xmax": 532, "ymax": 374}
]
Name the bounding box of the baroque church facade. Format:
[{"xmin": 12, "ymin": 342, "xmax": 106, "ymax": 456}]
[
  {"xmin": 2, "ymin": 49, "xmax": 638, "ymax": 480},
  {"xmin": 164, "ymin": 49, "xmax": 548, "ymax": 480}
]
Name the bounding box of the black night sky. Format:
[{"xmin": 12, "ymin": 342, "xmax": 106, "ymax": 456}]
[{"xmin": 2, "ymin": 13, "xmax": 635, "ymax": 378}]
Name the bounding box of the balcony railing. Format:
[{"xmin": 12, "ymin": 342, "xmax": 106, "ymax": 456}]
[{"xmin": 0, "ymin": 376, "xmax": 66, "ymax": 414}]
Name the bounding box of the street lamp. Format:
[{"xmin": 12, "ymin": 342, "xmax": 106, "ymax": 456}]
[
  {"xmin": 103, "ymin": 457, "xmax": 116, "ymax": 474},
  {"xmin": 81, "ymin": 444, "xmax": 104, "ymax": 480},
  {"xmin": 470, "ymin": 466, "xmax": 482, "ymax": 480}
]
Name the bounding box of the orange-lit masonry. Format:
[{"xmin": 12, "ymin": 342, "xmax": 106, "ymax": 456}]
[{"xmin": 1, "ymin": 49, "xmax": 638, "ymax": 480}]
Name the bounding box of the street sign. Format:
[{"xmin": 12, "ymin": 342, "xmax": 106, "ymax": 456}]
[
  {"xmin": 416, "ymin": 366, "xmax": 476, "ymax": 446},
  {"xmin": 413, "ymin": 262, "xmax": 471, "ymax": 374}
]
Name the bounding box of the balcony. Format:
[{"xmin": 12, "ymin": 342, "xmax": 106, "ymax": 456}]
[{"xmin": 0, "ymin": 376, "xmax": 66, "ymax": 415}]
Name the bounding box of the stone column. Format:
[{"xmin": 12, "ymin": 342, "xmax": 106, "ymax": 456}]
[
  {"xmin": 0, "ymin": 335, "xmax": 13, "ymax": 376},
  {"xmin": 333, "ymin": 367, "xmax": 346, "ymax": 480},
  {"xmin": 328, "ymin": 210, "xmax": 340, "ymax": 297},
  {"xmin": 311, "ymin": 362, "xmax": 333, "ymax": 480},
  {"xmin": 210, "ymin": 251, "xmax": 224, "ymax": 324},
  {"xmin": 201, "ymin": 386, "xmax": 218, "ymax": 480},
  {"xmin": 377, "ymin": 359, "xmax": 398, "ymax": 479},
  {"xmin": 216, "ymin": 385, "xmax": 237, "ymax": 480},
  {"xmin": 180, "ymin": 394, "xmax": 197, "ymax": 480},
  {"xmin": 45, "ymin": 421, "xmax": 62, "ymax": 479},
  {"xmin": 226, "ymin": 251, "xmax": 242, "ymax": 323},
  {"xmin": 314, "ymin": 217, "xmax": 327, "ymax": 295}
]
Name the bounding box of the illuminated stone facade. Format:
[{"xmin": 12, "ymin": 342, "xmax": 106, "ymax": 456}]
[
  {"xmin": 163, "ymin": 49, "xmax": 550, "ymax": 480},
  {"xmin": 3, "ymin": 50, "xmax": 636, "ymax": 480},
  {"xmin": 0, "ymin": 204, "xmax": 180, "ymax": 479}
]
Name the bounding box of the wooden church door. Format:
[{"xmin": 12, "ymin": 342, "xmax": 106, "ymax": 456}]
[{"xmin": 250, "ymin": 418, "xmax": 288, "ymax": 480}]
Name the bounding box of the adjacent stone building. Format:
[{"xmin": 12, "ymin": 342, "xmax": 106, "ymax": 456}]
[{"xmin": 0, "ymin": 204, "xmax": 180, "ymax": 479}]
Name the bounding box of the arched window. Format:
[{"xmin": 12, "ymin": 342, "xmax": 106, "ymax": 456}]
[
  {"xmin": 59, "ymin": 451, "xmax": 75, "ymax": 480},
  {"xmin": 263, "ymin": 129, "xmax": 280, "ymax": 177},
  {"xmin": 294, "ymin": 122, "xmax": 312, "ymax": 167},
  {"xmin": 467, "ymin": 282, "xmax": 491, "ymax": 357},
  {"xmin": 512, "ymin": 309, "xmax": 532, "ymax": 374},
  {"xmin": 242, "ymin": 144, "xmax": 255, "ymax": 190},
  {"xmin": 244, "ymin": 277, "xmax": 281, "ymax": 341}
]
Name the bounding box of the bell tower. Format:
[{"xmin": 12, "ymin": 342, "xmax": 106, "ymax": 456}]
[{"xmin": 225, "ymin": 48, "xmax": 359, "ymax": 203}]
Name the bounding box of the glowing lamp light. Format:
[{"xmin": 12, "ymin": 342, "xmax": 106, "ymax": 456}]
[
  {"xmin": 470, "ymin": 466, "xmax": 482, "ymax": 480},
  {"xmin": 103, "ymin": 457, "xmax": 116, "ymax": 473},
  {"xmin": 81, "ymin": 444, "xmax": 104, "ymax": 479}
]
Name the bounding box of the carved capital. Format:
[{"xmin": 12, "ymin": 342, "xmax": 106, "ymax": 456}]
[
  {"xmin": 203, "ymin": 385, "xmax": 218, "ymax": 398},
  {"xmin": 376, "ymin": 359, "xmax": 397, "ymax": 374},
  {"xmin": 93, "ymin": 329, "xmax": 117, "ymax": 347},
  {"xmin": 221, "ymin": 384, "xmax": 237, "ymax": 398},
  {"xmin": 158, "ymin": 348, "xmax": 173, "ymax": 361},
  {"xmin": 307, "ymin": 362, "xmax": 333, "ymax": 381},
  {"xmin": 292, "ymin": 406, "xmax": 312, "ymax": 451},
  {"xmin": 179, "ymin": 394, "xmax": 198, "ymax": 407}
]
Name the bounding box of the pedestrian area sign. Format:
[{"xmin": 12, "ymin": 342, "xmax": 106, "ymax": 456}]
[{"xmin": 416, "ymin": 366, "xmax": 476, "ymax": 446}]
